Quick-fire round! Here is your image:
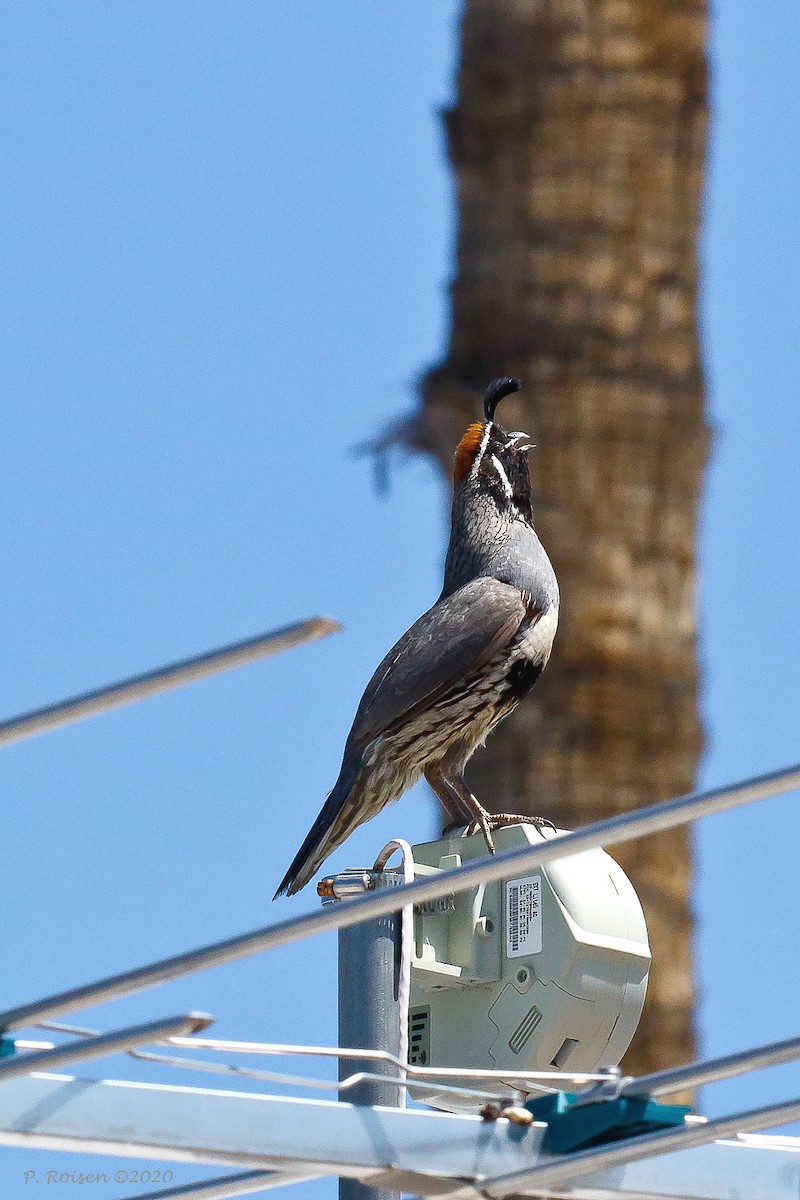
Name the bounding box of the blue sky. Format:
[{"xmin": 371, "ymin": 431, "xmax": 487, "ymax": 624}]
[{"xmin": 0, "ymin": 3, "xmax": 797, "ymax": 1197}]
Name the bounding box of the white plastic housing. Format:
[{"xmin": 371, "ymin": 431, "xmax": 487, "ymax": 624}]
[{"xmin": 408, "ymin": 824, "xmax": 650, "ymax": 1112}]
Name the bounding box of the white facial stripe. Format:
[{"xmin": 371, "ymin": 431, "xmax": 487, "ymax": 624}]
[
  {"xmin": 469, "ymin": 421, "xmax": 493, "ymax": 476},
  {"xmin": 490, "ymin": 454, "xmax": 514, "ymax": 498}
]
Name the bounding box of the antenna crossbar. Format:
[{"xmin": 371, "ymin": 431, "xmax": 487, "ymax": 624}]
[{"xmin": 0, "ymin": 1073, "xmax": 798, "ymax": 1200}]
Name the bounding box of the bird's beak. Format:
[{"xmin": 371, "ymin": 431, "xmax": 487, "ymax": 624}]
[{"xmin": 507, "ymin": 431, "xmax": 536, "ymax": 452}]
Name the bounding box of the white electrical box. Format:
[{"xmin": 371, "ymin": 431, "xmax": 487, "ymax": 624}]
[{"xmin": 409, "ymin": 824, "xmax": 650, "ymax": 1112}]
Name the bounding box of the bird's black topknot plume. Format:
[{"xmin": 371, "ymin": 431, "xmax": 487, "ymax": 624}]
[{"xmin": 483, "ymin": 377, "xmax": 522, "ymax": 422}]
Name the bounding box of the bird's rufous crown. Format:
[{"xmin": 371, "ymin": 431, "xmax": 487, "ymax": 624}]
[{"xmin": 452, "ymin": 377, "xmax": 523, "ymax": 485}]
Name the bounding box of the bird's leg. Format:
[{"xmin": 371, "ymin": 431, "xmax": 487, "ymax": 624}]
[
  {"xmin": 425, "ymin": 765, "xmax": 477, "ymax": 838},
  {"xmin": 429, "ymin": 770, "xmax": 555, "ymax": 850},
  {"xmin": 434, "ymin": 770, "xmax": 497, "ymax": 854}
]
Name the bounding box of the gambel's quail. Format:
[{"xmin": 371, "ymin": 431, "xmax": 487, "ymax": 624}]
[{"xmin": 275, "ymin": 377, "xmax": 559, "ymax": 897}]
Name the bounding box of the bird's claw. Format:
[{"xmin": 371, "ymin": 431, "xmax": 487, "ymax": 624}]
[
  {"xmin": 466, "ymin": 811, "xmax": 557, "ymax": 851},
  {"xmin": 463, "ymin": 810, "xmax": 496, "ymax": 854},
  {"xmin": 492, "ymin": 812, "xmax": 558, "ymax": 834}
]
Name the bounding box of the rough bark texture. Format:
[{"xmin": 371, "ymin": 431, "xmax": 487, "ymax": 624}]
[{"xmin": 418, "ymin": 0, "xmax": 709, "ymax": 1079}]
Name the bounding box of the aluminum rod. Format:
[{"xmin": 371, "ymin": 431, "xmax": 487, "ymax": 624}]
[
  {"xmin": 134, "ymin": 1042, "xmax": 747, "ymax": 1107},
  {"xmin": 40, "ymin": 1024, "xmax": 499, "ymax": 1101},
  {"xmin": 40, "ymin": 1025, "xmax": 595, "ymax": 1100},
  {"xmin": 621, "ymin": 1035, "xmax": 800, "ymax": 1098},
  {"xmin": 165, "ymin": 1037, "xmax": 608, "ymax": 1086},
  {"xmin": 123, "ymin": 1169, "xmax": 317, "ymax": 1200},
  {"xmin": 0, "ymin": 1013, "xmax": 212, "ymax": 1080},
  {"xmin": 481, "ymin": 1095, "xmax": 800, "ymax": 1196},
  {"xmin": 1, "ymin": 762, "xmax": 798, "ymax": 1031},
  {"xmin": 168, "ymin": 1042, "xmax": 605, "ymax": 1089},
  {"xmin": 130, "ymin": 1048, "xmax": 512, "ymax": 1104},
  {"xmin": 0, "ymin": 616, "xmax": 340, "ymax": 749}
]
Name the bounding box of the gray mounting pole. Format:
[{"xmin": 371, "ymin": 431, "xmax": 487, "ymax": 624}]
[{"xmin": 335, "ymin": 873, "xmax": 402, "ymax": 1200}]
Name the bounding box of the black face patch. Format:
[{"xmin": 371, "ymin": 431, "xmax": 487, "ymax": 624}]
[
  {"xmin": 507, "ymin": 658, "xmax": 544, "ymax": 700},
  {"xmin": 481, "ymin": 424, "xmax": 533, "ymax": 523}
]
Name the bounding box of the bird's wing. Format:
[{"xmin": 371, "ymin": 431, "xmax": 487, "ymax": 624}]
[
  {"xmin": 351, "ymin": 576, "xmax": 536, "ymax": 747},
  {"xmin": 273, "ymin": 577, "xmax": 541, "ymax": 898}
]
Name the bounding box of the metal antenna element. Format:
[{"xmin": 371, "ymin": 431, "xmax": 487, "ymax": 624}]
[
  {"xmin": 31, "ymin": 1022, "xmax": 595, "ymax": 1101},
  {"xmin": 0, "ymin": 616, "xmax": 340, "ymax": 749},
  {"xmin": 0, "ymin": 761, "xmax": 796, "ymax": 1031},
  {"xmin": 29, "ymin": 1023, "xmax": 800, "ymax": 1111},
  {"xmin": 619, "ymin": 1034, "xmax": 800, "ymax": 1098},
  {"xmin": 0, "ymin": 1013, "xmax": 213, "ymax": 1080}
]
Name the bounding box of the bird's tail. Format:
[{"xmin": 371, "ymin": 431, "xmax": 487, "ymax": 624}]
[{"xmin": 273, "ymin": 762, "xmax": 363, "ymax": 898}]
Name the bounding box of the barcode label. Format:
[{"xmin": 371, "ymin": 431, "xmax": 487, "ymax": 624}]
[{"xmin": 506, "ymin": 875, "xmax": 542, "ymax": 957}]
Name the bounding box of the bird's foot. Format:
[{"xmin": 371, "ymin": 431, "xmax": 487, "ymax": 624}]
[
  {"xmin": 465, "ymin": 811, "xmax": 557, "ymax": 850},
  {"xmin": 464, "ymin": 805, "xmax": 497, "ymax": 854},
  {"xmin": 491, "ymin": 812, "xmax": 558, "ymax": 834}
]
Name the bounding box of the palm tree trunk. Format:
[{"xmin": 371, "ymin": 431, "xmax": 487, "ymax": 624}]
[{"xmin": 418, "ymin": 0, "xmax": 709, "ymax": 1077}]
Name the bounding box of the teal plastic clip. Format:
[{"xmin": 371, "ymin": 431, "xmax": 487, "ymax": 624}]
[
  {"xmin": 526, "ymin": 1090, "xmax": 690, "ymax": 1155},
  {"xmin": 0, "ymin": 1036, "xmax": 15, "ymax": 1058}
]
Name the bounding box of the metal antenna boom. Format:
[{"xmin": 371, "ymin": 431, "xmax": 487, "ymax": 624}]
[{"xmin": 0, "ymin": 616, "xmax": 340, "ymax": 749}]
